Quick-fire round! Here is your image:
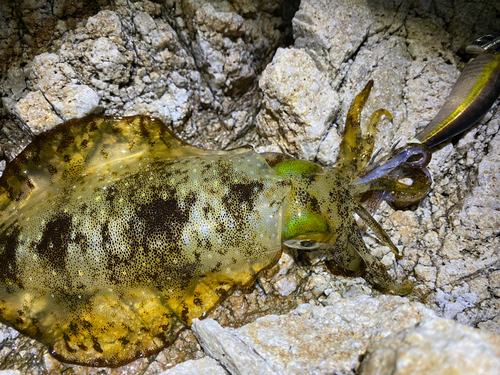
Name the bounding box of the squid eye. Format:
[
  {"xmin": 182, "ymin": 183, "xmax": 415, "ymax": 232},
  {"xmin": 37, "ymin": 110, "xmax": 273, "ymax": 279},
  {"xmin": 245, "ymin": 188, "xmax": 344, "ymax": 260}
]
[
  {"xmin": 283, "ymin": 239, "xmax": 323, "ymax": 250},
  {"xmin": 299, "ymin": 240, "xmax": 319, "ymax": 248}
]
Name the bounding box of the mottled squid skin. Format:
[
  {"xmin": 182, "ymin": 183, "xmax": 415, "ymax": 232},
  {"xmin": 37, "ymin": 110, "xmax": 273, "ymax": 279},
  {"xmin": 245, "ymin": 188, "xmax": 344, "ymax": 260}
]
[
  {"xmin": 0, "ymin": 82, "xmax": 417, "ymax": 367},
  {"xmin": 0, "ymin": 116, "xmax": 289, "ymax": 366}
]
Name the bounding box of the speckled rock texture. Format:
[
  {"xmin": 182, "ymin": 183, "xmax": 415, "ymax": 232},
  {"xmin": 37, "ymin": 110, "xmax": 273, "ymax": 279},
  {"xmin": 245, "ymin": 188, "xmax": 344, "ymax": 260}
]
[
  {"xmin": 192, "ymin": 318, "xmax": 278, "ymax": 375},
  {"xmin": 157, "ymin": 357, "xmax": 228, "ymax": 375},
  {"xmin": 358, "ymin": 317, "xmax": 500, "ymax": 375},
  {"xmin": 193, "ymin": 295, "xmax": 437, "ymax": 374},
  {"xmin": 1, "ymin": 0, "xmax": 500, "ymax": 374},
  {"xmin": 0, "ymin": 0, "xmax": 285, "ymax": 159}
]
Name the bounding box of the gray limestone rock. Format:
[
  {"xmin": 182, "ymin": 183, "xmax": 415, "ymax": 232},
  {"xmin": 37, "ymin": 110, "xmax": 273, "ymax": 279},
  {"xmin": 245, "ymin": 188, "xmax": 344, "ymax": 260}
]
[
  {"xmin": 256, "ymin": 47, "xmax": 340, "ymax": 160},
  {"xmin": 192, "ymin": 319, "xmax": 278, "ymax": 375},
  {"xmin": 1, "ymin": 0, "xmax": 285, "ymax": 158},
  {"xmin": 158, "ymin": 357, "xmax": 228, "ymax": 375},
  {"xmin": 193, "ymin": 295, "xmax": 436, "ymax": 374},
  {"xmin": 358, "ymin": 317, "xmax": 500, "ymax": 375}
]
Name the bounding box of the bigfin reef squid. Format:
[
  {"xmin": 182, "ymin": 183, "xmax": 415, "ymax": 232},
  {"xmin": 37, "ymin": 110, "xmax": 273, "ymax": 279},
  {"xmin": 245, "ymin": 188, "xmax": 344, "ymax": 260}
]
[{"xmin": 0, "ymin": 35, "xmax": 498, "ymax": 367}]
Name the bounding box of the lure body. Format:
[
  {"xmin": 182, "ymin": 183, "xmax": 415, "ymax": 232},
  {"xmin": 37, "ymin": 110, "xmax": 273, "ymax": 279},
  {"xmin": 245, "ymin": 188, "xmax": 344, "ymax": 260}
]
[
  {"xmin": 362, "ymin": 36, "xmax": 500, "ymax": 210},
  {"xmin": 416, "ymin": 51, "xmax": 500, "ymax": 147},
  {"xmin": 415, "ymin": 34, "xmax": 500, "ymax": 148},
  {"xmin": 0, "ymin": 83, "xmax": 417, "ymax": 367}
]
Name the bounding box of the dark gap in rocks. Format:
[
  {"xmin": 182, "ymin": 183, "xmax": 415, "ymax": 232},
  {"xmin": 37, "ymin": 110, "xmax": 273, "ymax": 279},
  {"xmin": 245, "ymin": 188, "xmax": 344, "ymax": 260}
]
[{"xmin": 279, "ymin": 0, "xmax": 301, "ymax": 47}]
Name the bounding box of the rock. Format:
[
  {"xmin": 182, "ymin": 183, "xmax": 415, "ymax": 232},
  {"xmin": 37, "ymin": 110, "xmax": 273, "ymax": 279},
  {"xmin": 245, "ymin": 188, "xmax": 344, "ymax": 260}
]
[
  {"xmin": 158, "ymin": 357, "xmax": 228, "ymax": 375},
  {"xmin": 358, "ymin": 317, "xmax": 500, "ymax": 375},
  {"xmin": 85, "ymin": 37, "xmax": 132, "ymax": 83},
  {"xmin": 256, "ymin": 47, "xmax": 340, "ymax": 160},
  {"xmin": 15, "ymin": 91, "xmax": 63, "ymax": 134},
  {"xmin": 192, "ymin": 319, "xmax": 278, "ymax": 375},
  {"xmin": 16, "ymin": 52, "xmax": 100, "ymax": 132},
  {"xmin": 1, "ymin": 1, "xmax": 284, "ymax": 155},
  {"xmin": 86, "ymin": 10, "xmax": 123, "ymax": 38},
  {"xmin": 457, "ymin": 129, "xmax": 500, "ymax": 236},
  {"xmin": 292, "ymin": 0, "xmax": 373, "ymax": 80},
  {"xmin": 479, "ymin": 315, "xmax": 500, "ymax": 334},
  {"xmin": 193, "ymin": 295, "xmax": 436, "ymax": 374}
]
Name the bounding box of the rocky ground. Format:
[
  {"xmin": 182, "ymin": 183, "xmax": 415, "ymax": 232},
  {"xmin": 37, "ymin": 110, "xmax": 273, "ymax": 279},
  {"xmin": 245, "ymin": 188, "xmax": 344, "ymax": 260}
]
[{"xmin": 0, "ymin": 0, "xmax": 499, "ymax": 374}]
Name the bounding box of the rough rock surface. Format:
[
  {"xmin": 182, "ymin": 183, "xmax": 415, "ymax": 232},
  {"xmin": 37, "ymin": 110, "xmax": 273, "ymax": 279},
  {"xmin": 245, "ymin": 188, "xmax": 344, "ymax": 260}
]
[
  {"xmin": 358, "ymin": 317, "xmax": 500, "ymax": 375},
  {"xmin": 1, "ymin": 0, "xmax": 285, "ymax": 159},
  {"xmin": 193, "ymin": 295, "xmax": 437, "ymax": 374},
  {"xmin": 257, "ymin": 47, "xmax": 340, "ymax": 160},
  {"xmin": 0, "ymin": 0, "xmax": 500, "ymax": 374},
  {"xmin": 192, "ymin": 319, "xmax": 278, "ymax": 375},
  {"xmin": 157, "ymin": 357, "xmax": 228, "ymax": 375}
]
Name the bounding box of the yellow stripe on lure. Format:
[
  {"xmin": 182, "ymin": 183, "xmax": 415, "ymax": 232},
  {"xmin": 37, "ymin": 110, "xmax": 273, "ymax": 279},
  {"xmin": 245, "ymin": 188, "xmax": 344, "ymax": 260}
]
[{"xmin": 416, "ymin": 35, "xmax": 500, "ymax": 148}]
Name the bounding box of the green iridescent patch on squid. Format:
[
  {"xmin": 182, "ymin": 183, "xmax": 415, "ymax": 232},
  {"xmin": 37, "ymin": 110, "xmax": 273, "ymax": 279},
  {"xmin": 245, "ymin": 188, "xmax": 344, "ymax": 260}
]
[
  {"xmin": 274, "ymin": 159, "xmax": 323, "ymax": 176},
  {"xmin": 281, "ymin": 212, "xmax": 330, "ymax": 242},
  {"xmin": 0, "ymin": 81, "xmax": 422, "ymax": 368}
]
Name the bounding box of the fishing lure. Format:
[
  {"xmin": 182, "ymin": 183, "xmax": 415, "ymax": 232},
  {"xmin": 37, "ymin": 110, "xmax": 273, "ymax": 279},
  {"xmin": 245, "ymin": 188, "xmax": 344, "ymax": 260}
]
[
  {"xmin": 416, "ymin": 33, "xmax": 500, "ymax": 147},
  {"xmin": 360, "ymin": 34, "xmax": 500, "ymax": 209},
  {"xmin": 0, "ymin": 81, "xmax": 420, "ymax": 367}
]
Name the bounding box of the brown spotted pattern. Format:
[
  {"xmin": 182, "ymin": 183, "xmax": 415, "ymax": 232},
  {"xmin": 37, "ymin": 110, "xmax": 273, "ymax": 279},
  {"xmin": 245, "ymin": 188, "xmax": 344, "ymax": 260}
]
[
  {"xmin": 0, "ymin": 115, "xmax": 288, "ymax": 367},
  {"xmin": 0, "ymin": 82, "xmax": 419, "ymax": 367}
]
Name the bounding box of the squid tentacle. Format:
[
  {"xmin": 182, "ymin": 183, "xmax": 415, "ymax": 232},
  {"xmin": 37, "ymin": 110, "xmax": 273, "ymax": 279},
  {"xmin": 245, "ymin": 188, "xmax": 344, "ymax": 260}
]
[
  {"xmin": 353, "ymin": 204, "xmax": 403, "ymax": 260},
  {"xmin": 328, "ymin": 229, "xmax": 364, "ymax": 272},
  {"xmin": 344, "ymin": 218, "xmax": 413, "ymax": 295}
]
